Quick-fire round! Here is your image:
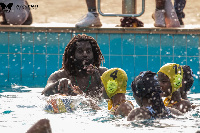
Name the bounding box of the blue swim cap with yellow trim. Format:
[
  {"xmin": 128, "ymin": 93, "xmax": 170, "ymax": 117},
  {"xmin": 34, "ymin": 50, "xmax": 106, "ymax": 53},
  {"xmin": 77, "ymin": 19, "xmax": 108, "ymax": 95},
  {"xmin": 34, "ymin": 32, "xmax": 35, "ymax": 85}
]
[
  {"xmin": 158, "ymin": 63, "xmax": 183, "ymax": 94},
  {"xmin": 101, "ymin": 68, "xmax": 128, "ymax": 99}
]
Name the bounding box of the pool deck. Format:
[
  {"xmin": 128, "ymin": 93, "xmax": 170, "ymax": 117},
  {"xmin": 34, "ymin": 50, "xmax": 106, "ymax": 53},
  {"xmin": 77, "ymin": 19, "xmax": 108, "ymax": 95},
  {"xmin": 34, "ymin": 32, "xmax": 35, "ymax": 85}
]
[{"xmin": 0, "ymin": 23, "xmax": 200, "ymax": 34}]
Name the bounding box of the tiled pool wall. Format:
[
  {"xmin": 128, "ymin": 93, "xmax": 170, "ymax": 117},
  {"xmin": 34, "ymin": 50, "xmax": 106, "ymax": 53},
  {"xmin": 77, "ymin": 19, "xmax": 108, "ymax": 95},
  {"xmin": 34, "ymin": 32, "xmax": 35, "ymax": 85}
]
[{"xmin": 0, "ymin": 28, "xmax": 200, "ymax": 92}]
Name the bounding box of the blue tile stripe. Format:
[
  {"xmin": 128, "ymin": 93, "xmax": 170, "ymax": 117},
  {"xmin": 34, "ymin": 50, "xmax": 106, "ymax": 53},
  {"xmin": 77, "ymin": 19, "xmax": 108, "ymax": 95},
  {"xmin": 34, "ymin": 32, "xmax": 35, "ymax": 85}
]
[{"xmin": 0, "ymin": 31, "xmax": 199, "ymax": 93}]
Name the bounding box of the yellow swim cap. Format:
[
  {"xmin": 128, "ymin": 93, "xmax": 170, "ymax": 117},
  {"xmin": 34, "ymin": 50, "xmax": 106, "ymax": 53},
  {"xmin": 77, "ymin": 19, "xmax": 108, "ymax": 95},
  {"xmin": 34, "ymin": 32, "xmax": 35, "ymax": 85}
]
[
  {"xmin": 101, "ymin": 68, "xmax": 128, "ymax": 99},
  {"xmin": 158, "ymin": 63, "xmax": 183, "ymax": 94}
]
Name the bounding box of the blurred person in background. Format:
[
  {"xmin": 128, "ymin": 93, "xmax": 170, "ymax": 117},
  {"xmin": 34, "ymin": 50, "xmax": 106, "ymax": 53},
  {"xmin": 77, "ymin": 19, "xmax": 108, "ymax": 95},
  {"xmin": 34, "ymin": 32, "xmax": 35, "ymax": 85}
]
[
  {"xmin": 0, "ymin": 0, "xmax": 32, "ymax": 25},
  {"xmin": 174, "ymin": 0, "xmax": 186, "ymax": 25}
]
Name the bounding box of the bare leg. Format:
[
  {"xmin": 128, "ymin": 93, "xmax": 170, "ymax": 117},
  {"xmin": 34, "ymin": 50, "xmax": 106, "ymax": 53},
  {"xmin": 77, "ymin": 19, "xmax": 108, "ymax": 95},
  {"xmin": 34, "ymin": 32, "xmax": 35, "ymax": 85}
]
[
  {"xmin": 155, "ymin": 0, "xmax": 165, "ymax": 10},
  {"xmin": 154, "ymin": 0, "xmax": 166, "ymax": 27},
  {"xmin": 86, "ymin": 0, "xmax": 97, "ymax": 12},
  {"xmin": 164, "ymin": 0, "xmax": 181, "ymax": 27},
  {"xmin": 0, "ymin": 12, "xmax": 9, "ymax": 25},
  {"xmin": 26, "ymin": 119, "xmax": 52, "ymax": 133}
]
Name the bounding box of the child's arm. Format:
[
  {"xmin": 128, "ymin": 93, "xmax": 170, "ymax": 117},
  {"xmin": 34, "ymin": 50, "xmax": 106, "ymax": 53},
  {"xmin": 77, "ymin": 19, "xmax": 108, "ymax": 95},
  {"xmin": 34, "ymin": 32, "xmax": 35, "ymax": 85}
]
[
  {"xmin": 168, "ymin": 107, "xmax": 183, "ymax": 116},
  {"xmin": 115, "ymin": 103, "xmax": 133, "ymax": 117},
  {"xmin": 127, "ymin": 107, "xmax": 151, "ymax": 121}
]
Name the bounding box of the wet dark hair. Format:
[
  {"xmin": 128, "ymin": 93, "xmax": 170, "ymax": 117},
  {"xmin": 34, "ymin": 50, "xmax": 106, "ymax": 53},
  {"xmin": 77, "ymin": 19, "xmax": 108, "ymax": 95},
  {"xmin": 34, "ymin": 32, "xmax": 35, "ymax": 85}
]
[
  {"xmin": 182, "ymin": 65, "xmax": 194, "ymax": 92},
  {"xmin": 131, "ymin": 71, "xmax": 167, "ymax": 118},
  {"xmin": 62, "ymin": 34, "xmax": 104, "ymax": 75}
]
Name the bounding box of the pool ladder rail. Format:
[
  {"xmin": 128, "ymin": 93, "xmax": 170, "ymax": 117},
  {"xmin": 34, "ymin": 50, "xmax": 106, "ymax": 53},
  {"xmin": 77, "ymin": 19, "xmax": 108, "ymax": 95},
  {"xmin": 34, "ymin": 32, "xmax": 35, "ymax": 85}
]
[{"xmin": 97, "ymin": 0, "xmax": 145, "ymax": 17}]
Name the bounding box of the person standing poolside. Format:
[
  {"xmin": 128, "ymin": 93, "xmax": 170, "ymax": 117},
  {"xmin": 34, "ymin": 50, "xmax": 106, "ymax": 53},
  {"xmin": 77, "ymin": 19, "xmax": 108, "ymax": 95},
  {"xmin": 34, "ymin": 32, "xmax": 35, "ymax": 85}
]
[
  {"xmin": 75, "ymin": 0, "xmax": 144, "ymax": 28},
  {"xmin": 0, "ymin": 0, "xmax": 32, "ymax": 25},
  {"xmin": 75, "ymin": 0, "xmax": 102, "ymax": 28},
  {"xmin": 154, "ymin": 0, "xmax": 166, "ymax": 27},
  {"xmin": 42, "ymin": 34, "xmax": 108, "ymax": 100},
  {"xmin": 157, "ymin": 63, "xmax": 192, "ymax": 113},
  {"xmin": 101, "ymin": 68, "xmax": 134, "ymax": 117},
  {"xmin": 26, "ymin": 119, "xmax": 52, "ymax": 133},
  {"xmin": 174, "ymin": 0, "xmax": 186, "ymax": 25},
  {"xmin": 127, "ymin": 71, "xmax": 182, "ymax": 121}
]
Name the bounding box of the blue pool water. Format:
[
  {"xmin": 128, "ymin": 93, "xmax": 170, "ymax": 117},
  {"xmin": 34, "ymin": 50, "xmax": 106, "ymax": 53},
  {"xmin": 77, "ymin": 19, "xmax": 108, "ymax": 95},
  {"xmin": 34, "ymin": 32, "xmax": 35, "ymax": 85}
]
[
  {"xmin": 0, "ymin": 85, "xmax": 200, "ymax": 133},
  {"xmin": 0, "ymin": 31, "xmax": 200, "ymax": 93}
]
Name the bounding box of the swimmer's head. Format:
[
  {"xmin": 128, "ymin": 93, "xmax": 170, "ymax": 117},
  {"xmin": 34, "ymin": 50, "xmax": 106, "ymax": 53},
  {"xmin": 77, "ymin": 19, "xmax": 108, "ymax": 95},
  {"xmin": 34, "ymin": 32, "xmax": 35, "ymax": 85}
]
[
  {"xmin": 132, "ymin": 71, "xmax": 166, "ymax": 116},
  {"xmin": 131, "ymin": 71, "xmax": 162, "ymax": 105},
  {"xmin": 158, "ymin": 63, "xmax": 183, "ymax": 95},
  {"xmin": 101, "ymin": 68, "xmax": 128, "ymax": 99},
  {"xmin": 62, "ymin": 34, "xmax": 104, "ymax": 75}
]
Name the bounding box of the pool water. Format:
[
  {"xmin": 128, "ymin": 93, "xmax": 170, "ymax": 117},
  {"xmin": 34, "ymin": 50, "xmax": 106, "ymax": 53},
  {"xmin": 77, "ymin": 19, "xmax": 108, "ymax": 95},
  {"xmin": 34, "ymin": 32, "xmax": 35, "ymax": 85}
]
[{"xmin": 0, "ymin": 85, "xmax": 200, "ymax": 133}]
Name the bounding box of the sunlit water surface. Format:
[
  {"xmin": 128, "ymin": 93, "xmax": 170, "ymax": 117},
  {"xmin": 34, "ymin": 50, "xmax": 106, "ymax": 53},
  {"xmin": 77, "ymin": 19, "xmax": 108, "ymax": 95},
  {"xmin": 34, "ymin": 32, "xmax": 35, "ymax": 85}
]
[{"xmin": 0, "ymin": 85, "xmax": 200, "ymax": 133}]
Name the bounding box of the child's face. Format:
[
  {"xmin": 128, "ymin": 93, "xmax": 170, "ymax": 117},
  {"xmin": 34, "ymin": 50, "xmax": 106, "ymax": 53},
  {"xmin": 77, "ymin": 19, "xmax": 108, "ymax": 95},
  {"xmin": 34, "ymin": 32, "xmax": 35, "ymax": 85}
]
[{"xmin": 157, "ymin": 72, "xmax": 172, "ymax": 97}]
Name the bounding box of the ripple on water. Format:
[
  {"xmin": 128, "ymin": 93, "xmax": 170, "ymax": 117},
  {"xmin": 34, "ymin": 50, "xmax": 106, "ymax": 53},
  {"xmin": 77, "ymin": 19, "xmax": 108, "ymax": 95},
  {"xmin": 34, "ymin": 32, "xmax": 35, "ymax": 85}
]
[{"xmin": 0, "ymin": 87, "xmax": 200, "ymax": 133}]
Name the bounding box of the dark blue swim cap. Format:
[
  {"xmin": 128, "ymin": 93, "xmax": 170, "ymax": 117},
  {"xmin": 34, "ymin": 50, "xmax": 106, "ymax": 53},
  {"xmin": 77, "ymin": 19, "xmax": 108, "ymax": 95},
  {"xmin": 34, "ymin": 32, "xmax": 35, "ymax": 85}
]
[{"xmin": 131, "ymin": 71, "xmax": 162, "ymax": 98}]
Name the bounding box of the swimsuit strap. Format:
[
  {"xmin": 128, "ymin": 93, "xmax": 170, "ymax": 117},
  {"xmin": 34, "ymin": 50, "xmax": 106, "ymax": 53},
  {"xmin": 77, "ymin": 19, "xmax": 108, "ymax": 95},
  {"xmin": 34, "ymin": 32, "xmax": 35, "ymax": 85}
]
[{"xmin": 108, "ymin": 99, "xmax": 113, "ymax": 110}]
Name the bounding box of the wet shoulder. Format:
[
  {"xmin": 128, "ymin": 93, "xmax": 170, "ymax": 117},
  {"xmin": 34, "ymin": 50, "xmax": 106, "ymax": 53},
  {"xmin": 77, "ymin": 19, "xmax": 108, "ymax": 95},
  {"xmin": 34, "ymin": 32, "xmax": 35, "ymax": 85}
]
[
  {"xmin": 99, "ymin": 67, "xmax": 108, "ymax": 76},
  {"xmin": 47, "ymin": 69, "xmax": 69, "ymax": 82},
  {"xmin": 168, "ymin": 107, "xmax": 183, "ymax": 116}
]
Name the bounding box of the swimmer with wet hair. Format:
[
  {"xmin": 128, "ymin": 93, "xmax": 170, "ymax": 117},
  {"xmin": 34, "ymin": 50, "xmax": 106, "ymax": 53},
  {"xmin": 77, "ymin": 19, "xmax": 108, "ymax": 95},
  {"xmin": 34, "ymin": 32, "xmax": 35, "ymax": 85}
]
[
  {"xmin": 127, "ymin": 71, "xmax": 182, "ymax": 121},
  {"xmin": 101, "ymin": 68, "xmax": 134, "ymax": 117},
  {"xmin": 157, "ymin": 63, "xmax": 192, "ymax": 113},
  {"xmin": 180, "ymin": 65, "xmax": 194, "ymax": 100},
  {"xmin": 42, "ymin": 34, "xmax": 107, "ymax": 99}
]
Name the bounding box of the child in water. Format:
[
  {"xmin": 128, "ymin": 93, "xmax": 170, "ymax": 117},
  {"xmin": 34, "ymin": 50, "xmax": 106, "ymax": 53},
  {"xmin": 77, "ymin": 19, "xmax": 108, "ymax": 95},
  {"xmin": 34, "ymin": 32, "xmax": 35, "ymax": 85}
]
[
  {"xmin": 101, "ymin": 68, "xmax": 134, "ymax": 117},
  {"xmin": 157, "ymin": 63, "xmax": 192, "ymax": 113},
  {"xmin": 127, "ymin": 71, "xmax": 182, "ymax": 121},
  {"xmin": 180, "ymin": 65, "xmax": 194, "ymax": 100},
  {"xmin": 177, "ymin": 65, "xmax": 197, "ymax": 109}
]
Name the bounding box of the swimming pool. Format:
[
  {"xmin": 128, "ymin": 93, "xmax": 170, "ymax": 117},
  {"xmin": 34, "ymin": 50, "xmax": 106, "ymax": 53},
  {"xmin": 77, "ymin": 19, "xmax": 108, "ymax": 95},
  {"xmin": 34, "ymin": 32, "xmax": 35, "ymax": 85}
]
[
  {"xmin": 0, "ymin": 85, "xmax": 200, "ymax": 133},
  {"xmin": 0, "ymin": 25, "xmax": 200, "ymax": 92},
  {"xmin": 0, "ymin": 25, "xmax": 200, "ymax": 132}
]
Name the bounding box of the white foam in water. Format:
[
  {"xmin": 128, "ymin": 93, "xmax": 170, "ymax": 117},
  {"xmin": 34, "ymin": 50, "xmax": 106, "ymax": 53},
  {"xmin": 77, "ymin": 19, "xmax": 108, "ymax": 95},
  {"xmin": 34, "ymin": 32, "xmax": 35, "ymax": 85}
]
[{"xmin": 0, "ymin": 87, "xmax": 200, "ymax": 133}]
